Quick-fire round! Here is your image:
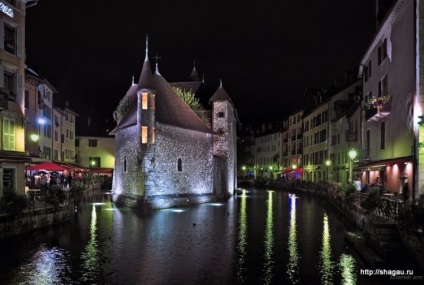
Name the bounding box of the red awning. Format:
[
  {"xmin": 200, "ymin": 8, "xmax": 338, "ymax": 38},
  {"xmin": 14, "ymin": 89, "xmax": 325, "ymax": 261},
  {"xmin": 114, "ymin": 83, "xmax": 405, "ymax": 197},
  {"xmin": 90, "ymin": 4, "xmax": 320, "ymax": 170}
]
[
  {"xmin": 26, "ymin": 162, "xmax": 70, "ymax": 171},
  {"xmin": 282, "ymin": 167, "xmax": 303, "ymax": 175}
]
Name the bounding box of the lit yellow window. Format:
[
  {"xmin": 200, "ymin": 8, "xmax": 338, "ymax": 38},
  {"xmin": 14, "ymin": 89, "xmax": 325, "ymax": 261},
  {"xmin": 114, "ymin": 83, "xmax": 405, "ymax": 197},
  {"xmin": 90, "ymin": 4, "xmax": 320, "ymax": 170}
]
[
  {"xmin": 152, "ymin": 127, "xmax": 156, "ymax": 144},
  {"xmin": 142, "ymin": 126, "xmax": 148, "ymax": 144},
  {"xmin": 142, "ymin": 92, "xmax": 148, "ymax": 109}
]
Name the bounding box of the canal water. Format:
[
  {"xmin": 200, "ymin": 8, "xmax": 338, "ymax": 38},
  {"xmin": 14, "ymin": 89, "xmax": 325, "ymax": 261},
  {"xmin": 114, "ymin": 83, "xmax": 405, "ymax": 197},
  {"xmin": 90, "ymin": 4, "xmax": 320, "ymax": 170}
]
[{"xmin": 0, "ymin": 188, "xmax": 422, "ymax": 285}]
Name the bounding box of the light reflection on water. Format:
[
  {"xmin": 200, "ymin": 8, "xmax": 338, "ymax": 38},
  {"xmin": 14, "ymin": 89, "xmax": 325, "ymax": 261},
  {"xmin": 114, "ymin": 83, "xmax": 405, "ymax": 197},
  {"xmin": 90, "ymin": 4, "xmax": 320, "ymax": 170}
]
[
  {"xmin": 237, "ymin": 189, "xmax": 248, "ymax": 283},
  {"xmin": 339, "ymin": 253, "xmax": 357, "ymax": 285},
  {"xmin": 287, "ymin": 194, "xmax": 300, "ymax": 284},
  {"xmin": 3, "ymin": 188, "xmax": 407, "ymax": 284},
  {"xmin": 80, "ymin": 204, "xmax": 99, "ymax": 283},
  {"xmin": 14, "ymin": 245, "xmax": 70, "ymax": 285},
  {"xmin": 320, "ymin": 212, "xmax": 334, "ymax": 285},
  {"xmin": 262, "ymin": 190, "xmax": 274, "ymax": 284}
]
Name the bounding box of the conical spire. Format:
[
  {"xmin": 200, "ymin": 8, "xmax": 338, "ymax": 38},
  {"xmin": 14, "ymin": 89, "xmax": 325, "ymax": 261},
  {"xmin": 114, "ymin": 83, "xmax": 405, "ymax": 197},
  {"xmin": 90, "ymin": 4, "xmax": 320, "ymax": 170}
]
[
  {"xmin": 145, "ymin": 34, "xmax": 149, "ymax": 61},
  {"xmin": 209, "ymin": 78, "xmax": 233, "ymax": 105},
  {"xmin": 153, "ymin": 52, "xmax": 162, "ymax": 75},
  {"xmin": 138, "ymin": 34, "xmax": 154, "ymax": 90},
  {"xmin": 190, "ymin": 60, "xmax": 200, "ymax": 81}
]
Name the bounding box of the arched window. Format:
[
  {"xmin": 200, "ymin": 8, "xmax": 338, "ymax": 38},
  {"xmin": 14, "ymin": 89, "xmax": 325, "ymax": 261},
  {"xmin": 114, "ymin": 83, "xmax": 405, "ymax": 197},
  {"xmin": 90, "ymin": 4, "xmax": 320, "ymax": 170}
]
[
  {"xmin": 177, "ymin": 158, "xmax": 182, "ymax": 172},
  {"xmin": 124, "ymin": 156, "xmax": 127, "ymax": 173}
]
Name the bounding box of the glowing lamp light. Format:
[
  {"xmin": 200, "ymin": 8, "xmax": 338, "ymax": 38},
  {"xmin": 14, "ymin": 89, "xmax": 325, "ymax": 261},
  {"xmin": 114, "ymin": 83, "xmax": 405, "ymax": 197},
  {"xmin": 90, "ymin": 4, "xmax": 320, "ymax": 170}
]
[
  {"xmin": 292, "ymin": 164, "xmax": 297, "ymax": 170},
  {"xmin": 269, "ymin": 166, "xmax": 273, "ymax": 171},
  {"xmin": 349, "ymin": 149, "xmax": 357, "ymax": 160},
  {"xmin": 37, "ymin": 117, "xmax": 46, "ymax": 125},
  {"xmin": 30, "ymin": 133, "xmax": 39, "ymax": 142},
  {"xmin": 242, "ymin": 166, "xmax": 246, "ymax": 170},
  {"xmin": 325, "ymin": 160, "xmax": 331, "ymax": 167},
  {"xmin": 90, "ymin": 160, "xmax": 96, "ymax": 166}
]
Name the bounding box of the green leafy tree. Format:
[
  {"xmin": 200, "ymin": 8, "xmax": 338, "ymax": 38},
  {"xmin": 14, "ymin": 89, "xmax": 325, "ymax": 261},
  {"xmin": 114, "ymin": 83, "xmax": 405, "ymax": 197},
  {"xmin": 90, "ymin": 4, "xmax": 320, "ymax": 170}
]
[{"xmin": 173, "ymin": 87, "xmax": 202, "ymax": 111}]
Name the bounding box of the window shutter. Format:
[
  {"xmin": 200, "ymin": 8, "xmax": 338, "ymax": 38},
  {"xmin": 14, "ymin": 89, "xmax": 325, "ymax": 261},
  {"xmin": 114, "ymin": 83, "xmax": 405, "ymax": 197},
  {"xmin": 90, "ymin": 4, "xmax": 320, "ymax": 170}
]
[
  {"xmin": 0, "ymin": 66, "xmax": 4, "ymax": 88},
  {"xmin": 17, "ymin": 27, "xmax": 22, "ymax": 57},
  {"xmin": 0, "ymin": 19, "xmax": 4, "ymax": 50},
  {"xmin": 10, "ymin": 119, "xmax": 15, "ymax": 150},
  {"xmin": 3, "ymin": 119, "xmax": 9, "ymax": 149}
]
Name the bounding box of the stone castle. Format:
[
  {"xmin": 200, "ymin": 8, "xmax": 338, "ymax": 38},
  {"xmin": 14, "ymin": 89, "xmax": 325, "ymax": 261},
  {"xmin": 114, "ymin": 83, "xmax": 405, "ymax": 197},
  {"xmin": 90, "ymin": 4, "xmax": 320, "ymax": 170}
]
[{"xmin": 109, "ymin": 39, "xmax": 237, "ymax": 210}]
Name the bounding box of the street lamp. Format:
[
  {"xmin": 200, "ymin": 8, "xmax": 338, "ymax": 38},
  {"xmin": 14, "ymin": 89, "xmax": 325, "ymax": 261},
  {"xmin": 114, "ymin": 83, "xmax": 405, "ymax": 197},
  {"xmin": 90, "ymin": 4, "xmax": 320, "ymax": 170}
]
[
  {"xmin": 26, "ymin": 117, "xmax": 45, "ymax": 156},
  {"xmin": 348, "ymin": 149, "xmax": 357, "ymax": 182},
  {"xmin": 325, "ymin": 159, "xmax": 331, "ymax": 181}
]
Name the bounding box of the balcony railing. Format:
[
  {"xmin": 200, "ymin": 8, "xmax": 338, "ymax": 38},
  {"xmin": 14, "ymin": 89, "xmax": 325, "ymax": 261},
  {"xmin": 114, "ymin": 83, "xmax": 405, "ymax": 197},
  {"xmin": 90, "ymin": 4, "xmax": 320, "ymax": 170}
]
[{"xmin": 365, "ymin": 98, "xmax": 391, "ymax": 122}]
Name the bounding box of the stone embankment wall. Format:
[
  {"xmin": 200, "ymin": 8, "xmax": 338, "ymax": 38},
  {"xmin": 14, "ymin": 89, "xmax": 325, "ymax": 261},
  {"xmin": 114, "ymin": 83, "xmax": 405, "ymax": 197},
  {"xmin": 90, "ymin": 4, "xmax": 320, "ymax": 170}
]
[{"xmin": 0, "ymin": 206, "xmax": 71, "ymax": 240}]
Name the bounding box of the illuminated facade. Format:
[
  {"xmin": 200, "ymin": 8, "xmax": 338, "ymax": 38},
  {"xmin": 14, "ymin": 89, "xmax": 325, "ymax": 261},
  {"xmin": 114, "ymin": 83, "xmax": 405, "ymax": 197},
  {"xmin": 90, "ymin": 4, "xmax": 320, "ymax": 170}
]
[
  {"xmin": 110, "ymin": 41, "xmax": 237, "ymax": 210},
  {"xmin": 24, "ymin": 66, "xmax": 55, "ymax": 161},
  {"xmin": 75, "ymin": 135, "xmax": 115, "ymax": 168},
  {"xmin": 302, "ymin": 81, "xmax": 360, "ymax": 182},
  {"xmin": 357, "ymin": 0, "xmax": 417, "ymax": 198},
  {"xmin": 254, "ymin": 123, "xmax": 283, "ymax": 179},
  {"xmin": 0, "ymin": 1, "xmax": 37, "ymax": 197}
]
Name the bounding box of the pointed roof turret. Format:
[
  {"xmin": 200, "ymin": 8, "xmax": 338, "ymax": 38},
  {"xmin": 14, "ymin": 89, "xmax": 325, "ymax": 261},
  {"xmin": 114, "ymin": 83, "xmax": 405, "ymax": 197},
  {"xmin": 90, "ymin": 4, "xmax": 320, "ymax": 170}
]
[
  {"xmin": 190, "ymin": 60, "xmax": 200, "ymax": 81},
  {"xmin": 138, "ymin": 34, "xmax": 154, "ymax": 90},
  {"xmin": 209, "ymin": 79, "xmax": 233, "ymax": 105},
  {"xmin": 153, "ymin": 52, "xmax": 162, "ymax": 75}
]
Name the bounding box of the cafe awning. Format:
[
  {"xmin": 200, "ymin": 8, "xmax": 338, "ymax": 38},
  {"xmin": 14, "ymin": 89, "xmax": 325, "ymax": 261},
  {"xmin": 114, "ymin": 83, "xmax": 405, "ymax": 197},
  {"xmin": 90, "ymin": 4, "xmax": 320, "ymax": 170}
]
[
  {"xmin": 356, "ymin": 156, "xmax": 413, "ymax": 170},
  {"xmin": 26, "ymin": 162, "xmax": 69, "ymax": 171}
]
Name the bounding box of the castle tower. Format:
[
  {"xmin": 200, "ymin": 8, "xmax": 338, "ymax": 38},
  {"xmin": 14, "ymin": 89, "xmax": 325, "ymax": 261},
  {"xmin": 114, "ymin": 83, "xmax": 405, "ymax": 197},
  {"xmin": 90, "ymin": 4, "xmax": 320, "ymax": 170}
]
[
  {"xmin": 209, "ymin": 80, "xmax": 238, "ymax": 194},
  {"xmin": 137, "ymin": 36, "xmax": 156, "ymax": 149}
]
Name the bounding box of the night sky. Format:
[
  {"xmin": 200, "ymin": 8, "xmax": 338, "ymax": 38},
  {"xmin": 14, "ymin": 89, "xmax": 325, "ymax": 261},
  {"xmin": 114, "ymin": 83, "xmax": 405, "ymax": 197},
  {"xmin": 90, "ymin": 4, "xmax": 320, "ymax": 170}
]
[{"xmin": 25, "ymin": 0, "xmax": 376, "ymax": 126}]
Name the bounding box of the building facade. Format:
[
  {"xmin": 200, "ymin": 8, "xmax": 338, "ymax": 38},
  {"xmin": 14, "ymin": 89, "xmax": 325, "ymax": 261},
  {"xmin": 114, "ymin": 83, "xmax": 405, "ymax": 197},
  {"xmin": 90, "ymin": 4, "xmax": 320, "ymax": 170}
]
[
  {"xmin": 0, "ymin": 1, "xmax": 34, "ymax": 197},
  {"xmin": 24, "ymin": 66, "xmax": 55, "ymax": 161},
  {"xmin": 358, "ymin": 0, "xmax": 416, "ymax": 198},
  {"xmin": 75, "ymin": 135, "xmax": 115, "ymax": 169},
  {"xmin": 254, "ymin": 123, "xmax": 283, "ymax": 179}
]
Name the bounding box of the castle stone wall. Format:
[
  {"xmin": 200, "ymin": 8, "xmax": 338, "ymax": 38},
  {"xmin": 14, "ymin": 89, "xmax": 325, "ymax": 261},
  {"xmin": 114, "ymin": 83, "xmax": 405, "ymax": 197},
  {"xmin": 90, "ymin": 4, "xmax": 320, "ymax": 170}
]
[{"xmin": 144, "ymin": 123, "xmax": 214, "ymax": 196}]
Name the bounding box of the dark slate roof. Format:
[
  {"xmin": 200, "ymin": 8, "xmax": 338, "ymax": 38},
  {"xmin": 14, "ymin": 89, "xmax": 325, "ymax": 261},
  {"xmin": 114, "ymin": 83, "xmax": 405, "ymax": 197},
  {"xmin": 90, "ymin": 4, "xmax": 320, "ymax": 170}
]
[
  {"xmin": 209, "ymin": 85, "xmax": 233, "ymax": 105},
  {"xmin": 169, "ymin": 81, "xmax": 201, "ymax": 93},
  {"xmin": 111, "ymin": 103, "xmax": 138, "ymax": 133},
  {"xmin": 110, "ymin": 61, "xmax": 213, "ymax": 134},
  {"xmin": 154, "ymin": 75, "xmax": 212, "ymax": 133},
  {"xmin": 137, "ymin": 60, "xmax": 154, "ymax": 90}
]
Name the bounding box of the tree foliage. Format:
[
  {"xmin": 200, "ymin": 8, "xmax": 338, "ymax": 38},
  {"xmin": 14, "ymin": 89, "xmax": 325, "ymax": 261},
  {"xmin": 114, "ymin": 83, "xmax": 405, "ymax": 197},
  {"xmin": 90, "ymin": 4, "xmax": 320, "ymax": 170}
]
[{"xmin": 173, "ymin": 87, "xmax": 202, "ymax": 111}]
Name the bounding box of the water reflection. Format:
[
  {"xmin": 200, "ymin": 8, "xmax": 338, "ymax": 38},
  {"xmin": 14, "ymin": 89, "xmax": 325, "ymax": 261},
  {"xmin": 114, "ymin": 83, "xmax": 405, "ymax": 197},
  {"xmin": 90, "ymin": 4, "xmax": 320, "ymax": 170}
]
[
  {"xmin": 262, "ymin": 190, "xmax": 274, "ymax": 284},
  {"xmin": 15, "ymin": 245, "xmax": 70, "ymax": 285},
  {"xmin": 339, "ymin": 253, "xmax": 357, "ymax": 285},
  {"xmin": 287, "ymin": 194, "xmax": 300, "ymax": 284},
  {"xmin": 237, "ymin": 189, "xmax": 248, "ymax": 283},
  {"xmin": 80, "ymin": 204, "xmax": 99, "ymax": 282},
  {"xmin": 320, "ymin": 212, "xmax": 334, "ymax": 285},
  {"xmin": 0, "ymin": 188, "xmax": 394, "ymax": 284}
]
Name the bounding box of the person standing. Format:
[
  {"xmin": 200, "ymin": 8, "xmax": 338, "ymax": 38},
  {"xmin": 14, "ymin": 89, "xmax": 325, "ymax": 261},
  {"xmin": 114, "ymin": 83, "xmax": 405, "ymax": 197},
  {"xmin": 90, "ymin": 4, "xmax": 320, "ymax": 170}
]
[
  {"xmin": 67, "ymin": 174, "xmax": 72, "ymax": 188},
  {"xmin": 354, "ymin": 176, "xmax": 362, "ymax": 191},
  {"xmin": 40, "ymin": 173, "xmax": 48, "ymax": 192}
]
